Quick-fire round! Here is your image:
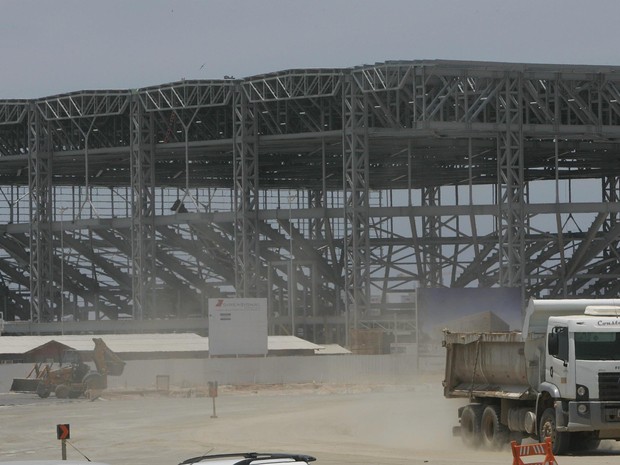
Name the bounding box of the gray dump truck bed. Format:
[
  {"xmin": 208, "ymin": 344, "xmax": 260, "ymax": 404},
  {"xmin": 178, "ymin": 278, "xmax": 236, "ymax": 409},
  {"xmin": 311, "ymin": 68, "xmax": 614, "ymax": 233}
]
[{"xmin": 442, "ymin": 330, "xmax": 537, "ymax": 400}]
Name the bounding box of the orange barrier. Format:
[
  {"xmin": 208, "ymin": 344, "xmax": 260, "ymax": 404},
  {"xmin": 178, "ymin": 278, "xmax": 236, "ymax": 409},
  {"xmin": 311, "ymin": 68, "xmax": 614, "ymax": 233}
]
[{"xmin": 511, "ymin": 437, "xmax": 557, "ymax": 465}]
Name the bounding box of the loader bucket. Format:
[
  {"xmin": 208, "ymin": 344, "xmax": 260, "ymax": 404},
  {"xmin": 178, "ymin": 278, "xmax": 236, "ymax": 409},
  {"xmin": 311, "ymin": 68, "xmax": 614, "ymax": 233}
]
[
  {"xmin": 106, "ymin": 359, "xmax": 125, "ymax": 376},
  {"xmin": 10, "ymin": 378, "xmax": 41, "ymax": 392},
  {"xmin": 92, "ymin": 338, "xmax": 125, "ymax": 376}
]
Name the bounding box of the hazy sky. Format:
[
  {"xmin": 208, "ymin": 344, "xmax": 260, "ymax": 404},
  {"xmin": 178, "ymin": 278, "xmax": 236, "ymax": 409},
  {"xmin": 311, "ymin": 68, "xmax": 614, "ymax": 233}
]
[{"xmin": 2, "ymin": 0, "xmax": 619, "ymax": 99}]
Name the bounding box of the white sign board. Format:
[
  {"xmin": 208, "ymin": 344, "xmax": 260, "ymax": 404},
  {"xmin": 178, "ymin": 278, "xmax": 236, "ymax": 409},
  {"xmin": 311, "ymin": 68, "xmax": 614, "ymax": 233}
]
[{"xmin": 208, "ymin": 298, "xmax": 268, "ymax": 356}]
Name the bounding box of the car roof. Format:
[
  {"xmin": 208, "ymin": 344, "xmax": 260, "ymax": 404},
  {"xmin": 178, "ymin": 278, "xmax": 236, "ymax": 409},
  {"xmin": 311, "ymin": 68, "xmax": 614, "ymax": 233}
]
[
  {"xmin": 179, "ymin": 452, "xmax": 316, "ymax": 465},
  {"xmin": 185, "ymin": 460, "xmax": 304, "ymax": 465}
]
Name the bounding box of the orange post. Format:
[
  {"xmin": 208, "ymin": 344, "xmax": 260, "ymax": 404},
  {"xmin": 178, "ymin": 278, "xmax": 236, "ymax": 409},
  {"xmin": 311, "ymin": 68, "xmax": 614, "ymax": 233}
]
[{"xmin": 511, "ymin": 437, "xmax": 557, "ymax": 465}]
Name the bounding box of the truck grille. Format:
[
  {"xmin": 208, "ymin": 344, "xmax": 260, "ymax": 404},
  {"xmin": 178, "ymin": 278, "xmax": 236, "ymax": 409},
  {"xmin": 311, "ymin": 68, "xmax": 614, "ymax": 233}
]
[{"xmin": 599, "ymin": 373, "xmax": 620, "ymax": 401}]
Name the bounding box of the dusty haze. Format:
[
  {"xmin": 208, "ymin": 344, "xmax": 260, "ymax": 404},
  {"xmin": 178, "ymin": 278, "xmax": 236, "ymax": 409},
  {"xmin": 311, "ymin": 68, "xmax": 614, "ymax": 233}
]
[{"xmin": 2, "ymin": 375, "xmax": 620, "ymax": 465}]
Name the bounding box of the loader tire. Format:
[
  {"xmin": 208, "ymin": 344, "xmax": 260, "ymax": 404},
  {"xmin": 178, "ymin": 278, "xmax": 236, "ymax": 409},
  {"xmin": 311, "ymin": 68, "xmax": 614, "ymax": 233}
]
[
  {"xmin": 36, "ymin": 382, "xmax": 51, "ymax": 399},
  {"xmin": 83, "ymin": 372, "xmax": 105, "ymax": 390},
  {"xmin": 55, "ymin": 384, "xmax": 70, "ymax": 399}
]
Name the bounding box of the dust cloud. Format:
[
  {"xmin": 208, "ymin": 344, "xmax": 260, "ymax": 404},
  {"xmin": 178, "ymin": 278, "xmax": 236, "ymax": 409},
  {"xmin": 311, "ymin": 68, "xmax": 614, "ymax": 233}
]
[{"xmin": 1, "ymin": 375, "xmax": 620, "ymax": 465}]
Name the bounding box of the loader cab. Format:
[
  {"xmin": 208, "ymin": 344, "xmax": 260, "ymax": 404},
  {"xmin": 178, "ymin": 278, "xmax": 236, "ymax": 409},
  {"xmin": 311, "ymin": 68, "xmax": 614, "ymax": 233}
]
[
  {"xmin": 60, "ymin": 349, "xmax": 81, "ymax": 366},
  {"xmin": 59, "ymin": 349, "xmax": 90, "ymax": 383}
]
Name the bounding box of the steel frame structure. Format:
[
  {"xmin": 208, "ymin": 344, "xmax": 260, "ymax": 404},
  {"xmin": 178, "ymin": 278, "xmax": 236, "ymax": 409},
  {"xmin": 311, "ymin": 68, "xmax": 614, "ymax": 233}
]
[{"xmin": 1, "ymin": 60, "xmax": 620, "ymax": 343}]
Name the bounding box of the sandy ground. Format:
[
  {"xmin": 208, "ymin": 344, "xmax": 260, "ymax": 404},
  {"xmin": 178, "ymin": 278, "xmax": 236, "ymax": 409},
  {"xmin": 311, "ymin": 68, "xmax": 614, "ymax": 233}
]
[{"xmin": 2, "ymin": 377, "xmax": 620, "ymax": 465}]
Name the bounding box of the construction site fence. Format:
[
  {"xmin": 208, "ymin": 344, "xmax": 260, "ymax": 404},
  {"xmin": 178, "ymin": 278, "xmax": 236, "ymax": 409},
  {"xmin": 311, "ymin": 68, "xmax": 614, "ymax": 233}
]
[{"xmin": 0, "ymin": 354, "xmax": 420, "ymax": 392}]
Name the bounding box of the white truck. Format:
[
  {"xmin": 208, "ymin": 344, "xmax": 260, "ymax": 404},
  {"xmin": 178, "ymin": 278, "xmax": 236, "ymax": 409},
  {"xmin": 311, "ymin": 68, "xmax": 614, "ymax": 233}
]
[{"xmin": 443, "ymin": 298, "xmax": 620, "ymax": 454}]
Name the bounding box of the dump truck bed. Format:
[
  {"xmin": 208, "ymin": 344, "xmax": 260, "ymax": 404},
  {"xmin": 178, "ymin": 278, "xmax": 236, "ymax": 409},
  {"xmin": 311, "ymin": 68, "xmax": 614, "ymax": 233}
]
[{"xmin": 443, "ymin": 331, "xmax": 535, "ymax": 400}]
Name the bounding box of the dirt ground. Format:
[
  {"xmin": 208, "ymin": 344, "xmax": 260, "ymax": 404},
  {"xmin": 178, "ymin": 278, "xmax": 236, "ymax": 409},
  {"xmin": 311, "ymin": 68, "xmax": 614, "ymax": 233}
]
[{"xmin": 2, "ymin": 376, "xmax": 620, "ymax": 465}]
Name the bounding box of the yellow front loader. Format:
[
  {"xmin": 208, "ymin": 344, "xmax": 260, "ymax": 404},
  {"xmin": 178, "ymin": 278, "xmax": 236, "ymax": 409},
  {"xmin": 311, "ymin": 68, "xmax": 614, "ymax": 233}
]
[{"xmin": 11, "ymin": 338, "xmax": 125, "ymax": 399}]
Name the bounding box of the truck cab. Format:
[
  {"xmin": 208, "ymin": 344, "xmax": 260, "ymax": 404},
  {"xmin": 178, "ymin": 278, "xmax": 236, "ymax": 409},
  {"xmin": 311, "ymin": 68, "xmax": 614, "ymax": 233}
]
[{"xmin": 543, "ymin": 308, "xmax": 620, "ymax": 441}]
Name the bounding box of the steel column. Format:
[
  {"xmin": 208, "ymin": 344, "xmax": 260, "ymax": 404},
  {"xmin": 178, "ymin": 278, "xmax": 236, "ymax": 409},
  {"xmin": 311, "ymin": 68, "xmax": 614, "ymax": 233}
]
[
  {"xmin": 233, "ymin": 85, "xmax": 260, "ymax": 297},
  {"xmin": 342, "ymin": 75, "xmax": 370, "ymax": 330},
  {"xmin": 497, "ymin": 76, "xmax": 526, "ymax": 290},
  {"xmin": 28, "ymin": 104, "xmax": 55, "ymax": 322},
  {"xmin": 602, "ymin": 176, "xmax": 620, "ymax": 294},
  {"xmin": 421, "ymin": 186, "xmax": 443, "ymax": 287},
  {"xmin": 130, "ymin": 94, "xmax": 157, "ymax": 319}
]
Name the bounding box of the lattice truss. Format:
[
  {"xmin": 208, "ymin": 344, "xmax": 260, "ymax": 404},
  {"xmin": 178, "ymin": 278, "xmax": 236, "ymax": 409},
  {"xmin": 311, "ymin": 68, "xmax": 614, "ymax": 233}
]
[{"xmin": 0, "ymin": 60, "xmax": 619, "ymax": 328}]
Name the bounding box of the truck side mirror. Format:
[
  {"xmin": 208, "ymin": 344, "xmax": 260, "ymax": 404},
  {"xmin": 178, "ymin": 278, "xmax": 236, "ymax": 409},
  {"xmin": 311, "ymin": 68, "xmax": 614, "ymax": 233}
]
[{"xmin": 548, "ymin": 332, "xmax": 559, "ymax": 356}]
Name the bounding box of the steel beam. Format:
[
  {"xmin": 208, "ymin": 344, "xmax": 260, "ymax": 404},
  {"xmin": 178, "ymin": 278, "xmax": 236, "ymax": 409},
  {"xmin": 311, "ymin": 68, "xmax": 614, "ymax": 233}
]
[
  {"xmin": 233, "ymin": 85, "xmax": 260, "ymax": 296},
  {"xmin": 497, "ymin": 76, "xmax": 526, "ymax": 289},
  {"xmin": 342, "ymin": 74, "xmax": 370, "ymax": 330},
  {"xmin": 129, "ymin": 94, "xmax": 157, "ymax": 319},
  {"xmin": 28, "ymin": 104, "xmax": 55, "ymax": 322}
]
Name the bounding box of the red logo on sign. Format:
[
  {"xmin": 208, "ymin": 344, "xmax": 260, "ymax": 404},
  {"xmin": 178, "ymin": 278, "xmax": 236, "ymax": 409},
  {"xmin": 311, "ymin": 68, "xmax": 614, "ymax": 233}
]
[{"xmin": 215, "ymin": 299, "xmax": 225, "ymax": 307}]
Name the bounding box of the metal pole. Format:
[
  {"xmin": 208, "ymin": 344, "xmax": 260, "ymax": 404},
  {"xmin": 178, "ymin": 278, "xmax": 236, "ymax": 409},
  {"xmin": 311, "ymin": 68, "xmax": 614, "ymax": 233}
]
[
  {"xmin": 211, "ymin": 396, "xmax": 217, "ymax": 418},
  {"xmin": 59, "ymin": 207, "xmax": 68, "ymax": 334},
  {"xmin": 288, "ymin": 195, "xmax": 296, "ymax": 336},
  {"xmin": 61, "ymin": 439, "xmax": 67, "ymax": 460},
  {"xmin": 209, "ymin": 381, "xmax": 218, "ymax": 418}
]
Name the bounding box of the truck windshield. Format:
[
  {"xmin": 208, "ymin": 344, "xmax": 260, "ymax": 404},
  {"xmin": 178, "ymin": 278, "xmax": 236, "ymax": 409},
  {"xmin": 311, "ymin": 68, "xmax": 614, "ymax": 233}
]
[{"xmin": 574, "ymin": 332, "xmax": 620, "ymax": 360}]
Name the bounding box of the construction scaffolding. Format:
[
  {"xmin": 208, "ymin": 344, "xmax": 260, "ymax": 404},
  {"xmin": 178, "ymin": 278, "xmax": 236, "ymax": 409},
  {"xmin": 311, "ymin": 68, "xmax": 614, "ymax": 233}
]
[{"xmin": 1, "ymin": 60, "xmax": 620, "ymax": 345}]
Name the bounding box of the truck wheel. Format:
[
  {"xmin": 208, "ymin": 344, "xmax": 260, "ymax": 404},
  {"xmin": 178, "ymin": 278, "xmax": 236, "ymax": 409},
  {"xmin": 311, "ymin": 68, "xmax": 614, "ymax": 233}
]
[
  {"xmin": 461, "ymin": 405, "xmax": 483, "ymax": 448},
  {"xmin": 539, "ymin": 407, "xmax": 569, "ymax": 455},
  {"xmin": 54, "ymin": 384, "xmax": 70, "ymax": 399},
  {"xmin": 36, "ymin": 382, "xmax": 51, "ymax": 399},
  {"xmin": 481, "ymin": 404, "xmax": 508, "ymax": 449}
]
